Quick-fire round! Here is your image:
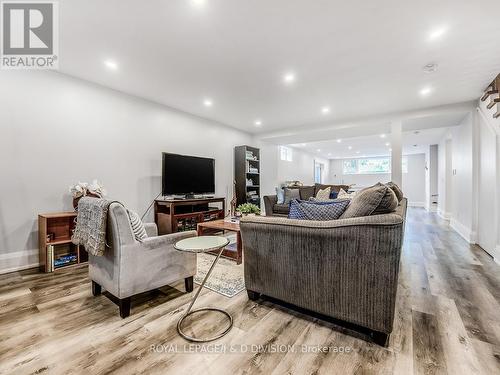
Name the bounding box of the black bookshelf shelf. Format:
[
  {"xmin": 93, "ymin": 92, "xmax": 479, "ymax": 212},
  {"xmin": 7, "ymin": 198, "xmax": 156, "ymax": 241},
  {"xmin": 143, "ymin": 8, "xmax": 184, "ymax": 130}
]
[{"xmin": 235, "ymin": 145, "xmax": 261, "ymax": 208}]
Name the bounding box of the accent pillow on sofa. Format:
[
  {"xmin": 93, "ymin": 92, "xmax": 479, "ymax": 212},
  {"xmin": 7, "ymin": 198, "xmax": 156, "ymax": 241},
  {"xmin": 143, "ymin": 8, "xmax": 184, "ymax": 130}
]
[
  {"xmin": 288, "ymin": 199, "xmax": 350, "ymax": 220},
  {"xmin": 314, "ymin": 183, "xmax": 350, "ymax": 199},
  {"xmin": 127, "ymin": 210, "xmax": 147, "ymax": 241},
  {"xmin": 372, "ymin": 183, "xmax": 398, "ymax": 214},
  {"xmin": 283, "ymin": 187, "xmax": 301, "ymax": 204},
  {"xmin": 315, "ymin": 187, "xmax": 331, "ymax": 201},
  {"xmin": 340, "ymin": 184, "xmax": 387, "ymax": 219},
  {"xmin": 386, "ymin": 181, "xmax": 403, "ymax": 202},
  {"xmin": 337, "ymin": 188, "xmax": 356, "ymax": 200},
  {"xmin": 275, "ymin": 186, "xmax": 285, "ymax": 204}
]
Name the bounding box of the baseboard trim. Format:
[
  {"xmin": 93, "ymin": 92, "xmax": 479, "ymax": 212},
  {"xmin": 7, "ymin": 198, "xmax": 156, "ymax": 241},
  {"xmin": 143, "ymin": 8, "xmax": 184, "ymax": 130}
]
[
  {"xmin": 0, "ymin": 263, "xmax": 40, "ymax": 275},
  {"xmin": 0, "ymin": 249, "xmax": 39, "ymax": 275},
  {"xmin": 409, "ymin": 201, "xmax": 425, "ymax": 208},
  {"xmin": 437, "ymin": 209, "xmax": 451, "ymax": 220},
  {"xmin": 450, "ymin": 219, "xmax": 474, "ymax": 244}
]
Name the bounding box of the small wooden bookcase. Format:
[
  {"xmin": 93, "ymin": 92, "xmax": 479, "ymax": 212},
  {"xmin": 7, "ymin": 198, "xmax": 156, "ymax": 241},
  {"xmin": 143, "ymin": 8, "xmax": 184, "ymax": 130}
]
[{"xmin": 38, "ymin": 212, "xmax": 88, "ymax": 272}]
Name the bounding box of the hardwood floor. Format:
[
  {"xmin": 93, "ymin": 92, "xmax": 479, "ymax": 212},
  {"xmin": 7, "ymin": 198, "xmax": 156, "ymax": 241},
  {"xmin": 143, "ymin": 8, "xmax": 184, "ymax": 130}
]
[{"xmin": 1, "ymin": 208, "xmax": 500, "ymax": 374}]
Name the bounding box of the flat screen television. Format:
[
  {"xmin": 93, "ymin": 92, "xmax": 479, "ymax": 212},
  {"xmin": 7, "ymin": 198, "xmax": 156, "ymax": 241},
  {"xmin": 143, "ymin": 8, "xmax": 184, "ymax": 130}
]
[{"xmin": 162, "ymin": 153, "xmax": 215, "ymax": 197}]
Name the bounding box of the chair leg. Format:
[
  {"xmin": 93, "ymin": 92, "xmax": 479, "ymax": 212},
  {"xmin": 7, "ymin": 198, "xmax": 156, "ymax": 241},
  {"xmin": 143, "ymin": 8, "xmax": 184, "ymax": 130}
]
[
  {"xmin": 247, "ymin": 289, "xmax": 260, "ymax": 301},
  {"xmin": 185, "ymin": 276, "xmax": 194, "ymax": 293},
  {"xmin": 91, "ymin": 281, "xmax": 101, "ymax": 296},
  {"xmin": 119, "ymin": 297, "xmax": 131, "ymax": 318}
]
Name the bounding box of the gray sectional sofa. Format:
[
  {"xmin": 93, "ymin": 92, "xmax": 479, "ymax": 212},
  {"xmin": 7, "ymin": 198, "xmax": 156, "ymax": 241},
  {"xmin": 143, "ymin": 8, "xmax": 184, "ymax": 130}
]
[
  {"xmin": 264, "ymin": 183, "xmax": 350, "ymax": 217},
  {"xmin": 240, "ymin": 197, "xmax": 407, "ymax": 346}
]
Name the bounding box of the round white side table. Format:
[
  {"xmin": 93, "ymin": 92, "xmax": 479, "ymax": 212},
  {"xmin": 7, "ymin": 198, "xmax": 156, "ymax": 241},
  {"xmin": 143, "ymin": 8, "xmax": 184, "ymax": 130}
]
[{"xmin": 174, "ymin": 235, "xmax": 232, "ymax": 342}]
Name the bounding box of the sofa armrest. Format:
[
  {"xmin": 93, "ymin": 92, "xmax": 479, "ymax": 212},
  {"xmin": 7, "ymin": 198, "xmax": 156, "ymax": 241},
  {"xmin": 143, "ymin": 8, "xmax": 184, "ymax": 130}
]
[
  {"xmin": 143, "ymin": 223, "xmax": 158, "ymax": 237},
  {"xmin": 140, "ymin": 230, "xmax": 197, "ymax": 250},
  {"xmin": 263, "ymin": 195, "xmax": 278, "ymax": 216}
]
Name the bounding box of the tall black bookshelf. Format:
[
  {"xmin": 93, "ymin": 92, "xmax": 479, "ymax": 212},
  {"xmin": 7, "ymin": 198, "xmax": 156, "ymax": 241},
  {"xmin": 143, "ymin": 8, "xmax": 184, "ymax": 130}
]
[{"xmin": 234, "ymin": 145, "xmax": 261, "ymax": 208}]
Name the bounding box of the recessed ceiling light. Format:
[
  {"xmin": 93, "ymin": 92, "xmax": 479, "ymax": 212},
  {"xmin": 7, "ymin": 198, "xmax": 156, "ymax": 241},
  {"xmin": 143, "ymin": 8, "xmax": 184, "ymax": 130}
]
[
  {"xmin": 203, "ymin": 99, "xmax": 213, "ymax": 107},
  {"xmin": 429, "ymin": 26, "xmax": 448, "ymax": 41},
  {"xmin": 420, "ymin": 87, "xmax": 432, "ymax": 96},
  {"xmin": 348, "ymin": 146, "xmax": 352, "ymax": 150},
  {"xmin": 380, "ymin": 134, "xmax": 386, "ymax": 139},
  {"xmin": 336, "ymin": 139, "xmax": 342, "ymax": 143},
  {"xmin": 385, "ymin": 142, "xmax": 390, "ymax": 146},
  {"xmin": 190, "ymin": 0, "xmax": 206, "ymax": 8},
  {"xmin": 104, "ymin": 60, "xmax": 118, "ymax": 70},
  {"xmin": 356, "ymin": 151, "xmax": 360, "ymax": 154},
  {"xmin": 316, "ymin": 149, "xmax": 321, "ymax": 152},
  {"xmin": 301, "ymin": 143, "xmax": 306, "ymax": 146},
  {"xmin": 423, "ymin": 63, "xmax": 438, "ymax": 73},
  {"xmin": 254, "ymin": 120, "xmax": 262, "ymax": 127},
  {"xmin": 283, "ymin": 72, "xmax": 296, "ymax": 84},
  {"xmin": 321, "ymin": 106, "xmax": 330, "ymax": 115},
  {"xmin": 389, "ymin": 148, "xmax": 393, "ymax": 152}
]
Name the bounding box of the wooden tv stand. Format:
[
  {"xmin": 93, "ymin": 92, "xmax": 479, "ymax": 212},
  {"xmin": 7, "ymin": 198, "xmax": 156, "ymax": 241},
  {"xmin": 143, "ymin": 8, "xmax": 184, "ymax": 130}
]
[{"xmin": 154, "ymin": 197, "xmax": 225, "ymax": 234}]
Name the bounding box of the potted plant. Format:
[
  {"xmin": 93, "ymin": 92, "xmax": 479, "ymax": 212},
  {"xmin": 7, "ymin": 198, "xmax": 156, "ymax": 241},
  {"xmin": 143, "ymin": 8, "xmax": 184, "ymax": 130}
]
[
  {"xmin": 236, "ymin": 203, "xmax": 261, "ymax": 216},
  {"xmin": 69, "ymin": 180, "xmax": 107, "ymax": 210}
]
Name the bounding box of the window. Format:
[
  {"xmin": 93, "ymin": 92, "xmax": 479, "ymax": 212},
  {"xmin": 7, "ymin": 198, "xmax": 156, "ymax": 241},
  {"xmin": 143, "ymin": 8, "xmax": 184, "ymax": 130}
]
[
  {"xmin": 314, "ymin": 161, "xmax": 324, "ymax": 184},
  {"xmin": 280, "ymin": 146, "xmax": 293, "ymax": 162},
  {"xmin": 342, "ymin": 157, "xmax": 408, "ymax": 174}
]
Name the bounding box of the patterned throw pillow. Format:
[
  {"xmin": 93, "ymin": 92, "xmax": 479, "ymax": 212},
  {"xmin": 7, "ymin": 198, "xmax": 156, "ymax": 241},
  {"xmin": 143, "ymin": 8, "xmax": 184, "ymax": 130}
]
[
  {"xmin": 127, "ymin": 210, "xmax": 147, "ymax": 241},
  {"xmin": 288, "ymin": 199, "xmax": 350, "ymax": 220},
  {"xmin": 315, "ymin": 187, "xmax": 331, "ymax": 201},
  {"xmin": 337, "ymin": 188, "xmax": 356, "ymax": 200}
]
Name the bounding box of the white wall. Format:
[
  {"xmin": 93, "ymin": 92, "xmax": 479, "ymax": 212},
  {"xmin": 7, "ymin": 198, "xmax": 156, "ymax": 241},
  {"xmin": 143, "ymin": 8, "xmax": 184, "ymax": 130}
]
[
  {"xmin": 0, "ymin": 71, "xmax": 252, "ymax": 273},
  {"xmin": 438, "ymin": 137, "xmax": 453, "ymax": 219},
  {"xmin": 477, "ymin": 98, "xmax": 500, "ymax": 261},
  {"xmin": 328, "ymin": 154, "xmax": 426, "ymax": 205},
  {"xmin": 449, "ymin": 114, "xmax": 475, "ymax": 241},
  {"xmin": 402, "ymin": 153, "xmax": 426, "ymax": 206}
]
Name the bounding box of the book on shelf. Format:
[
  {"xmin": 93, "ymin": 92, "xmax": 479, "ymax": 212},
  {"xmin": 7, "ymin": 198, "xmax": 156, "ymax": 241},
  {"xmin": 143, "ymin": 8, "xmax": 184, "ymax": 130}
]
[
  {"xmin": 46, "ymin": 244, "xmax": 54, "ymax": 272},
  {"xmin": 54, "ymin": 254, "xmax": 77, "ymax": 267},
  {"xmin": 245, "ymin": 161, "xmax": 259, "ymax": 173}
]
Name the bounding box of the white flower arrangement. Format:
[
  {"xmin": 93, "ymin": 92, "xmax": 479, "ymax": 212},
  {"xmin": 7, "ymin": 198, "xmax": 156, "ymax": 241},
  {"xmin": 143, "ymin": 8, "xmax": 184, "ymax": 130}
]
[{"xmin": 69, "ymin": 180, "xmax": 107, "ymax": 198}]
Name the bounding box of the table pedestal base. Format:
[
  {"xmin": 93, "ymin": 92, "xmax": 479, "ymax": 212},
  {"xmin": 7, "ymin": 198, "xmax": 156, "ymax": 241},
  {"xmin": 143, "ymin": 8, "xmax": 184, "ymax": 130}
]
[
  {"xmin": 177, "ymin": 308, "xmax": 233, "ymax": 342},
  {"xmin": 176, "ymin": 243, "xmax": 233, "ymax": 342}
]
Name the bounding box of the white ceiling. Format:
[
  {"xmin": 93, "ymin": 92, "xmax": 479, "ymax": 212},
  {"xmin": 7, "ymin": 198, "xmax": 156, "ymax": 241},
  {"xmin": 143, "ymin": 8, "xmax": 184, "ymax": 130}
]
[
  {"xmin": 289, "ymin": 113, "xmax": 464, "ymax": 159},
  {"xmin": 59, "ymin": 0, "xmax": 500, "ymax": 133},
  {"xmin": 291, "ymin": 127, "xmax": 450, "ymax": 159}
]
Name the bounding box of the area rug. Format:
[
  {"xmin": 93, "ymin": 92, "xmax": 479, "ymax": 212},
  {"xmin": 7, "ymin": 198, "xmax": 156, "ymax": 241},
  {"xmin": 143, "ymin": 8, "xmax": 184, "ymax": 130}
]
[{"xmin": 194, "ymin": 253, "xmax": 245, "ymax": 298}]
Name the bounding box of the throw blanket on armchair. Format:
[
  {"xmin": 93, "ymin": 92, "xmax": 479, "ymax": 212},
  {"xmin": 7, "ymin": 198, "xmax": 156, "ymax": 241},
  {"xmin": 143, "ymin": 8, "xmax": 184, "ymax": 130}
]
[{"xmin": 72, "ymin": 197, "xmax": 116, "ymax": 256}]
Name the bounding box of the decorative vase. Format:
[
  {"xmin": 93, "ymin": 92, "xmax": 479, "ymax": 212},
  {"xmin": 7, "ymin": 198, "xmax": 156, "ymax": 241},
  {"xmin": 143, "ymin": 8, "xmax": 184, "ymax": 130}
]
[{"xmin": 72, "ymin": 193, "xmax": 100, "ymax": 210}]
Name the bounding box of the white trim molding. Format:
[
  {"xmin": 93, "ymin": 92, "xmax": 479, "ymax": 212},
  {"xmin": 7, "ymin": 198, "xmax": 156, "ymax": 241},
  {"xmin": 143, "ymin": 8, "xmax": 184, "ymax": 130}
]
[
  {"xmin": 0, "ymin": 249, "xmax": 39, "ymax": 275},
  {"xmin": 450, "ymin": 218, "xmax": 475, "ymax": 244},
  {"xmin": 437, "ymin": 209, "xmax": 451, "ymax": 220},
  {"xmin": 409, "ymin": 201, "xmax": 425, "ymax": 208}
]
